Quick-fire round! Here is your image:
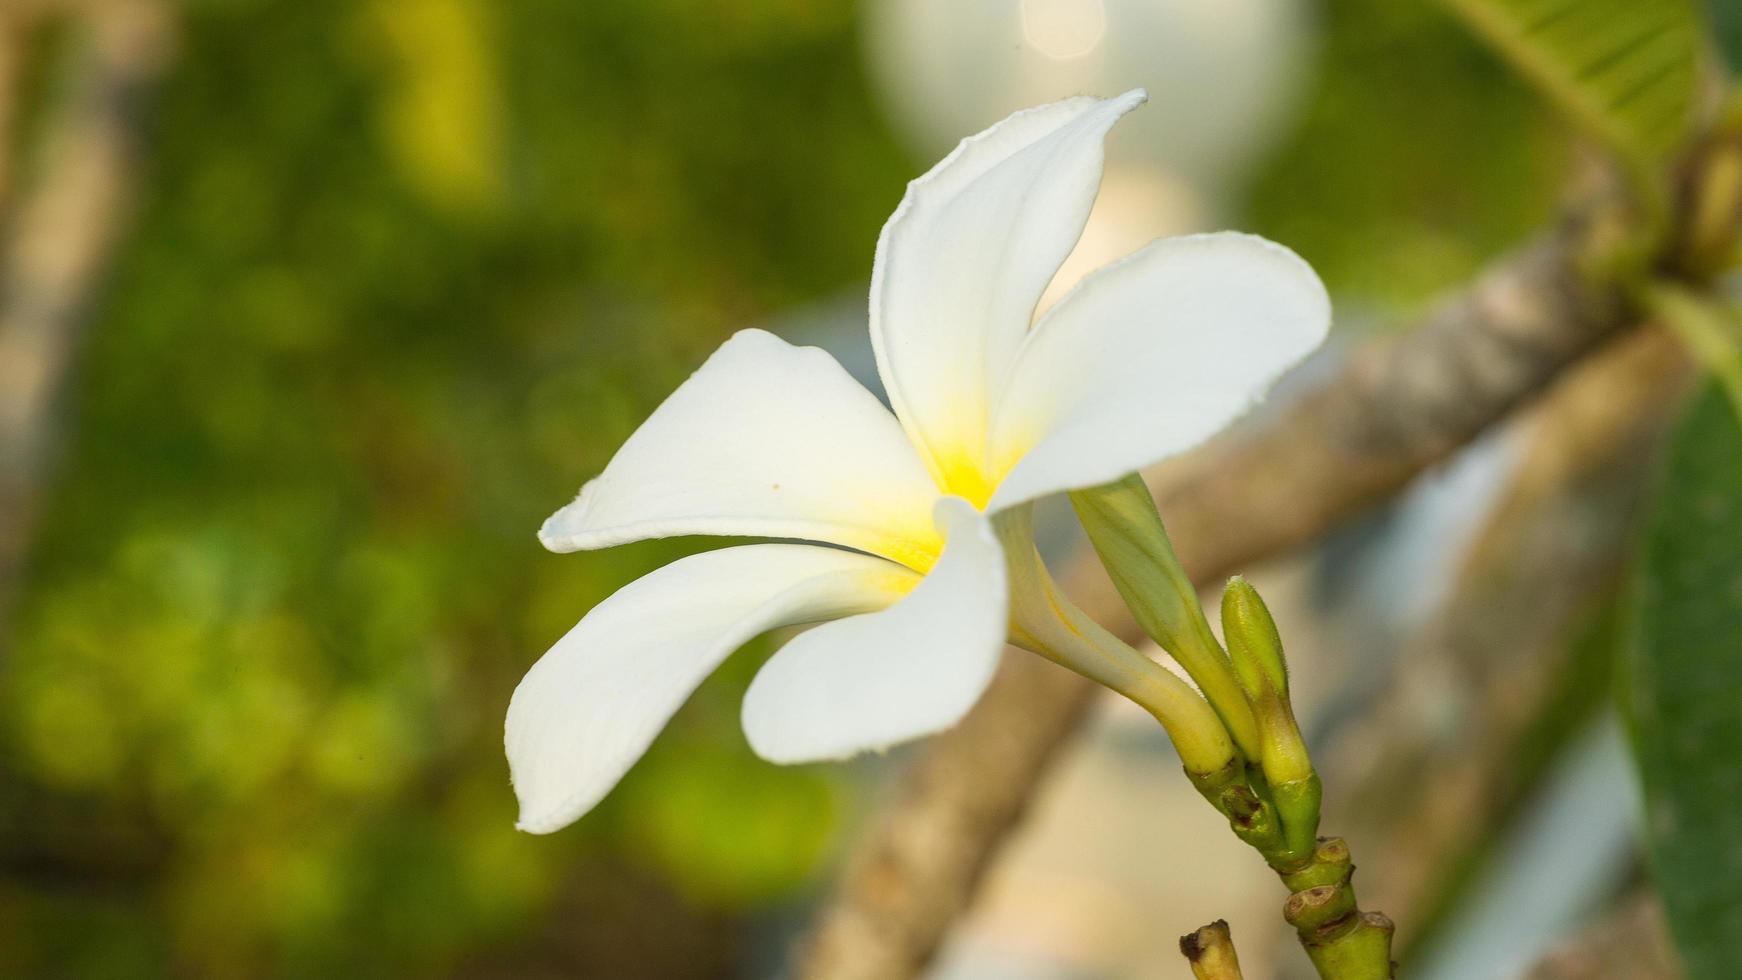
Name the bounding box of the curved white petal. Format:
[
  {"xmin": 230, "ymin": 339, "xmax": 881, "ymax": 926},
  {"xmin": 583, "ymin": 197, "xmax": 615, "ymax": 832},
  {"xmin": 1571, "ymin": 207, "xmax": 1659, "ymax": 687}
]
[
  {"xmin": 870, "ymin": 90, "xmax": 1146, "ymax": 500},
  {"xmin": 539, "ymin": 329, "xmax": 942, "ymax": 570},
  {"xmin": 986, "ymin": 233, "xmax": 1330, "ymax": 511},
  {"xmin": 741, "ymin": 498, "xmax": 1007, "ymax": 764},
  {"xmin": 507, "ymin": 544, "xmax": 920, "ymax": 833}
]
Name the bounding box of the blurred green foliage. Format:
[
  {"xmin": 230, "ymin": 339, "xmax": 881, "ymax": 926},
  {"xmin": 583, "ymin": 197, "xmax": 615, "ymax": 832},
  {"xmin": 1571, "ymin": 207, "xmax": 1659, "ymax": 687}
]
[
  {"xmin": 1430, "ymin": 0, "xmax": 1702, "ymax": 175},
  {"xmin": 0, "ymin": 0, "xmax": 1558, "ymax": 976},
  {"xmin": 2, "ymin": 0, "xmax": 901, "ymax": 975},
  {"xmin": 1247, "ymin": 0, "xmax": 1561, "ymax": 308}
]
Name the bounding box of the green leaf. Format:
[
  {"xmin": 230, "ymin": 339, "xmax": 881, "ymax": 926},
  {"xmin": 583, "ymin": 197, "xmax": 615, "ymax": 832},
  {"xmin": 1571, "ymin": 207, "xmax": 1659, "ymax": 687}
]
[
  {"xmin": 1708, "ymin": 0, "xmax": 1742, "ymax": 72},
  {"xmin": 1626, "ymin": 385, "xmax": 1742, "ymax": 978},
  {"xmin": 1439, "ymin": 0, "xmax": 1702, "ymax": 165}
]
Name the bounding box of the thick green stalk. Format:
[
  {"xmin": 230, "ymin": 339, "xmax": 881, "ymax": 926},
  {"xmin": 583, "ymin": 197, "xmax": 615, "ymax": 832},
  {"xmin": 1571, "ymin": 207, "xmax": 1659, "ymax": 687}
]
[
  {"xmin": 1280, "ymin": 838, "xmax": 1396, "ymax": 979},
  {"xmin": 1301, "ymin": 915, "xmax": 1396, "ymax": 980}
]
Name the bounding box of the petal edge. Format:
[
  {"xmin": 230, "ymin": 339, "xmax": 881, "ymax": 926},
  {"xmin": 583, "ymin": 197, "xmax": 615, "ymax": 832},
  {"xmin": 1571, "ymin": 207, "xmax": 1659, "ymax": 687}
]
[
  {"xmin": 507, "ymin": 543, "xmax": 919, "ymax": 833},
  {"xmin": 986, "ymin": 232, "xmax": 1330, "ymax": 511},
  {"xmin": 539, "ymin": 329, "xmax": 942, "ymax": 569},
  {"xmin": 870, "ymin": 91, "xmax": 1147, "ymax": 499}
]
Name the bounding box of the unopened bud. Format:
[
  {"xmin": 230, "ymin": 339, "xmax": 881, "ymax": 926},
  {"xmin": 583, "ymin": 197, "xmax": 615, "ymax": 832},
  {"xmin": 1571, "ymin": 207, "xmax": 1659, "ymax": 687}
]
[
  {"xmin": 1220, "ymin": 577, "xmax": 1318, "ymax": 857},
  {"xmin": 1070, "ymin": 475, "xmax": 1260, "ymax": 759},
  {"xmin": 1221, "ymin": 576, "xmax": 1287, "ymax": 703}
]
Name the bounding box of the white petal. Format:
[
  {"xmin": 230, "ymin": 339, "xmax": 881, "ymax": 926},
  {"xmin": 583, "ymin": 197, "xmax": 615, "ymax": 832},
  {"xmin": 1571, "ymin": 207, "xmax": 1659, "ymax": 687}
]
[
  {"xmin": 986, "ymin": 233, "xmax": 1330, "ymax": 511},
  {"xmin": 741, "ymin": 498, "xmax": 1007, "ymax": 763},
  {"xmin": 506, "ymin": 544, "xmax": 919, "ymax": 833},
  {"xmin": 539, "ymin": 328, "xmax": 943, "ymax": 570},
  {"xmin": 870, "ymin": 90, "xmax": 1146, "ymax": 499}
]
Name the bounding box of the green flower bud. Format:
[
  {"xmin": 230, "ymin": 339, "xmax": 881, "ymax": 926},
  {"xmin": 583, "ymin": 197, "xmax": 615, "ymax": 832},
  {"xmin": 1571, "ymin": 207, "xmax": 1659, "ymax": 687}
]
[
  {"xmin": 1221, "ymin": 576, "xmax": 1288, "ymax": 702},
  {"xmin": 1220, "ymin": 576, "xmax": 1319, "ymax": 859},
  {"xmin": 1069, "ymin": 474, "xmax": 1260, "ymax": 760}
]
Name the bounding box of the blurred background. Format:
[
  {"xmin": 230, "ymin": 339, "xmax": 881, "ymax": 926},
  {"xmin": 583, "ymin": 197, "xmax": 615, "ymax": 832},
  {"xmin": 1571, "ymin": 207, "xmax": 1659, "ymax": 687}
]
[{"xmin": 0, "ymin": 0, "xmax": 1684, "ymax": 977}]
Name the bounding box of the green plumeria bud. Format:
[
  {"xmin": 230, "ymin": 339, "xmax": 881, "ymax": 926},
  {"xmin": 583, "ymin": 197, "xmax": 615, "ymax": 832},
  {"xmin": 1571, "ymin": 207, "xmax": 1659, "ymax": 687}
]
[
  {"xmin": 1069, "ymin": 474, "xmax": 1260, "ymax": 760},
  {"xmin": 1221, "ymin": 576, "xmax": 1288, "ymax": 703},
  {"xmin": 1220, "ymin": 576, "xmax": 1321, "ymax": 864}
]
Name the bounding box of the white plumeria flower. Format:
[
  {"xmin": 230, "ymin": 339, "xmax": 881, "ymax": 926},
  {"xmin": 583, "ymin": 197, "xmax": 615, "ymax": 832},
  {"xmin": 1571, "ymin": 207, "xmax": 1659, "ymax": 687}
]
[{"xmin": 507, "ymin": 89, "xmax": 1329, "ymax": 834}]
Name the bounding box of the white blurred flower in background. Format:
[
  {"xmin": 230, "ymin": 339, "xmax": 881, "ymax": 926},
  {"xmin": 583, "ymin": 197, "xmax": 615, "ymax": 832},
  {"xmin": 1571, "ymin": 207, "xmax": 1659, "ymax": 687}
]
[{"xmin": 865, "ymin": 0, "xmax": 1315, "ymax": 310}]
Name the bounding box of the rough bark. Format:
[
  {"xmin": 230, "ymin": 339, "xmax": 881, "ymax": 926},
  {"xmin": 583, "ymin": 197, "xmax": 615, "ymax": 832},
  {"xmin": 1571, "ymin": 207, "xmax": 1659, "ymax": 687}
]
[
  {"xmin": 1320, "ymin": 329, "xmax": 1692, "ymax": 947},
  {"xmin": 1525, "ymin": 892, "xmax": 1682, "ymax": 980}
]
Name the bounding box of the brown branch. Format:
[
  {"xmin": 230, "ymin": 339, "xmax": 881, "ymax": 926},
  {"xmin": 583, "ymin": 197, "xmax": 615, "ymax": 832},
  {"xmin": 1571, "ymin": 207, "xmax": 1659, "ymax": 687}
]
[
  {"xmin": 1524, "ymin": 891, "xmax": 1681, "ymax": 980},
  {"xmin": 0, "ymin": 1, "xmax": 63, "ymax": 213},
  {"xmin": 0, "ymin": 0, "xmax": 171, "ymax": 632},
  {"xmin": 794, "ymin": 209, "xmax": 1640, "ymax": 979},
  {"xmin": 0, "ymin": 6, "xmax": 31, "ymax": 212},
  {"xmin": 1319, "ymin": 328, "xmax": 1692, "ymax": 947}
]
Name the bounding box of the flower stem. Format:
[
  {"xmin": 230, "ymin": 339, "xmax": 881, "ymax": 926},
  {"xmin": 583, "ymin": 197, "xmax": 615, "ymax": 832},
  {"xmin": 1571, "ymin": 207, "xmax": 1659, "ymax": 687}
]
[
  {"xmin": 993, "ymin": 506, "xmax": 1236, "ymax": 779},
  {"xmin": 1063, "ymin": 481, "xmax": 1397, "ymax": 978},
  {"xmin": 1279, "ymin": 838, "xmax": 1396, "ymax": 979}
]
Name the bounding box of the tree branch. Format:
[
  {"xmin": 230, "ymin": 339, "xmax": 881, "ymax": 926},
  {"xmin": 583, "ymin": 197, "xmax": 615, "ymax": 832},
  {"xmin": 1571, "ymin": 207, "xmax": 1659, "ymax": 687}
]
[
  {"xmin": 0, "ymin": 0, "xmax": 171, "ymax": 632},
  {"xmin": 1524, "ymin": 891, "xmax": 1681, "ymax": 980},
  {"xmin": 1318, "ymin": 328, "xmax": 1691, "ymax": 948}
]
